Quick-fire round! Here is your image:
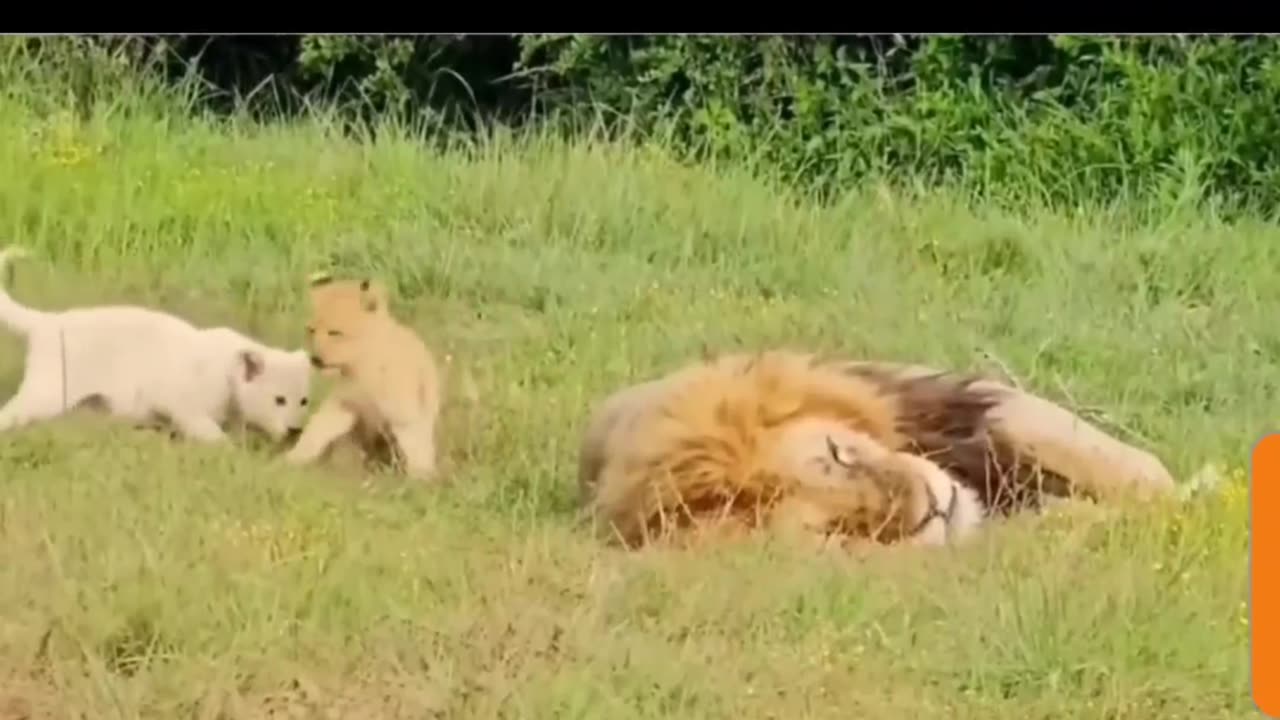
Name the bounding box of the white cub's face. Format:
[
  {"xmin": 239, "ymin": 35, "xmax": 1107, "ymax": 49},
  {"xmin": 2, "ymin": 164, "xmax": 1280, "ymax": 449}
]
[{"xmin": 232, "ymin": 349, "xmax": 313, "ymax": 441}]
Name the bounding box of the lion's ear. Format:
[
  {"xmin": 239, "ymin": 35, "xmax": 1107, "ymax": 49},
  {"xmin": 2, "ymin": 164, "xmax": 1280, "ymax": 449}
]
[{"xmin": 359, "ymin": 278, "xmax": 388, "ymax": 313}]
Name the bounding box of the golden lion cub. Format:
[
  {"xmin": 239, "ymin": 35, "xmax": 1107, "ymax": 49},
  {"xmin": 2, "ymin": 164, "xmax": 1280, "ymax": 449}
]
[{"xmin": 284, "ymin": 273, "xmax": 443, "ymax": 481}]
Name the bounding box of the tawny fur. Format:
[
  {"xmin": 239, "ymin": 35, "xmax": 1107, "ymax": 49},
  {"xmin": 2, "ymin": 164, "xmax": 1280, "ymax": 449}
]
[
  {"xmin": 763, "ymin": 417, "xmax": 984, "ymax": 548},
  {"xmin": 580, "ymin": 349, "xmax": 1174, "ymax": 550},
  {"xmin": 0, "ymin": 246, "xmax": 313, "ymax": 443},
  {"xmin": 833, "ymin": 359, "xmax": 1176, "ymax": 505},
  {"xmin": 284, "ymin": 274, "xmax": 443, "ymax": 481}
]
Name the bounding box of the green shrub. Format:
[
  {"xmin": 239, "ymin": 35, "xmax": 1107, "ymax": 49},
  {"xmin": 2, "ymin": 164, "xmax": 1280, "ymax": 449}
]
[
  {"xmin": 11, "ymin": 35, "xmax": 1280, "ymax": 214},
  {"xmin": 516, "ymin": 35, "xmax": 1280, "ymax": 213}
]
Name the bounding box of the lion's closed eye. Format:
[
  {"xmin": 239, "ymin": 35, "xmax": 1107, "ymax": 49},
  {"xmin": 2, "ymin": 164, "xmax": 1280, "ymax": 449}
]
[
  {"xmin": 826, "ymin": 436, "xmax": 860, "ymax": 468},
  {"xmin": 327, "ymin": 329, "xmax": 343, "ymax": 338}
]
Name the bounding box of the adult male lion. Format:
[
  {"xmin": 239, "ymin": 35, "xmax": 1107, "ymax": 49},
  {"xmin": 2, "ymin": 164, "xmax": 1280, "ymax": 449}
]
[{"xmin": 577, "ymin": 349, "xmax": 1175, "ymax": 549}]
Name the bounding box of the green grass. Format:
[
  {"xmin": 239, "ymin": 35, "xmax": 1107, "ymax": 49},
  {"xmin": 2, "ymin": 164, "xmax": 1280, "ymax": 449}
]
[{"xmin": 0, "ymin": 77, "xmax": 1262, "ymax": 717}]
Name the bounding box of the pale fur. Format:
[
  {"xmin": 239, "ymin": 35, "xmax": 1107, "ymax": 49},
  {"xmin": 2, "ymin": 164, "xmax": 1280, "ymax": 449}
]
[
  {"xmin": 0, "ymin": 246, "xmax": 313, "ymax": 442},
  {"xmin": 284, "ymin": 275, "xmax": 443, "ymax": 481},
  {"xmin": 580, "ymin": 349, "xmax": 1174, "ymax": 551}
]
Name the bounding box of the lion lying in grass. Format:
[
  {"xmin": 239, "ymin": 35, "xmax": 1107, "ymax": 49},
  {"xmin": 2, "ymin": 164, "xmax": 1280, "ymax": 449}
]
[
  {"xmin": 578, "ymin": 349, "xmax": 1175, "ymax": 550},
  {"xmin": 285, "ymin": 273, "xmax": 443, "ymax": 481}
]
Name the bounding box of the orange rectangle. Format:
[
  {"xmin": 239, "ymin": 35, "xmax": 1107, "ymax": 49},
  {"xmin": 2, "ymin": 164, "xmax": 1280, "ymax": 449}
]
[{"xmin": 1253, "ymin": 434, "xmax": 1280, "ymax": 717}]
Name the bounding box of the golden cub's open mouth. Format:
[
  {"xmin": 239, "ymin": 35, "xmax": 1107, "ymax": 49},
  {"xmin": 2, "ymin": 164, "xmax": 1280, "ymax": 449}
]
[{"xmin": 309, "ymin": 355, "xmax": 344, "ymax": 377}]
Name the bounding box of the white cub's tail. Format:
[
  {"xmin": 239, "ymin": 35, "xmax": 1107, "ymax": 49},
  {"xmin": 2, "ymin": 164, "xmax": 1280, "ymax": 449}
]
[{"xmin": 0, "ymin": 245, "xmax": 47, "ymax": 336}]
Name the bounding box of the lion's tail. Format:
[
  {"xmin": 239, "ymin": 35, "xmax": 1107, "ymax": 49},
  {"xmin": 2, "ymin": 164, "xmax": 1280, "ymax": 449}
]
[{"xmin": 0, "ymin": 245, "xmax": 47, "ymax": 337}]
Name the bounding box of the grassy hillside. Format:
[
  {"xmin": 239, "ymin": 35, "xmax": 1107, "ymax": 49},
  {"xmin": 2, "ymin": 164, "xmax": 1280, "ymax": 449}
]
[{"xmin": 0, "ymin": 65, "xmax": 1261, "ymax": 717}]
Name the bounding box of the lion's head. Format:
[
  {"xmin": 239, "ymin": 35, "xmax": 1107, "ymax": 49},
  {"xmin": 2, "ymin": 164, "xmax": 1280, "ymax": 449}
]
[
  {"xmin": 303, "ymin": 273, "xmax": 390, "ymax": 374},
  {"xmin": 768, "ymin": 419, "xmax": 941, "ymax": 544}
]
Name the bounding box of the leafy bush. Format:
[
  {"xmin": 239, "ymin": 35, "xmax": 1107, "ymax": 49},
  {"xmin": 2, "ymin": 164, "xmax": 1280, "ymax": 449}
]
[
  {"xmin": 517, "ymin": 35, "xmax": 1280, "ymax": 212},
  {"xmin": 12, "ymin": 35, "xmax": 1280, "ymax": 213}
]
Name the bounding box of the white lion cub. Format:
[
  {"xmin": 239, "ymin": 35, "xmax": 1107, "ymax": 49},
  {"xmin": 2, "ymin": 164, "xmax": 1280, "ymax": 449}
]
[{"xmin": 0, "ymin": 246, "xmax": 313, "ymax": 443}]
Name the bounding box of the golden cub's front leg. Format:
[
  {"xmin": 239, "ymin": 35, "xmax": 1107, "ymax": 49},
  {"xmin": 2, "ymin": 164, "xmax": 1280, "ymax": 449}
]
[{"xmin": 285, "ymin": 396, "xmax": 357, "ymax": 466}]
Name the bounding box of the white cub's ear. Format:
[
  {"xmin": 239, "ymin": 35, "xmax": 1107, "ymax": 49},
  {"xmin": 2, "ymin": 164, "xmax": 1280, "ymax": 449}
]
[{"xmin": 239, "ymin": 349, "xmax": 265, "ymax": 382}]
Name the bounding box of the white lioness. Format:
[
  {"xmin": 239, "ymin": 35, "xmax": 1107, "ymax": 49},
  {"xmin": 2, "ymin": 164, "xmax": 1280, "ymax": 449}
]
[
  {"xmin": 0, "ymin": 246, "xmax": 313, "ymax": 442},
  {"xmin": 285, "ymin": 273, "xmax": 442, "ymax": 481}
]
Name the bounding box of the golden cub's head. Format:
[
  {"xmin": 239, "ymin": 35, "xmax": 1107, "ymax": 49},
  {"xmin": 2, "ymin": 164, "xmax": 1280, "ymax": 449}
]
[{"xmin": 303, "ymin": 272, "xmax": 390, "ymax": 373}]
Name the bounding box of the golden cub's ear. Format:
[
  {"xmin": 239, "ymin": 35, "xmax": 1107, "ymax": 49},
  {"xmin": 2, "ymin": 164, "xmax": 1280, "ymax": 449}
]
[{"xmin": 358, "ymin": 278, "xmax": 389, "ymax": 313}]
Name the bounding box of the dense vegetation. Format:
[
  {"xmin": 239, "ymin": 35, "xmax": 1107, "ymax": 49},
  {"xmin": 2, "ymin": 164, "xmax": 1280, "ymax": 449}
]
[
  {"xmin": 0, "ymin": 36, "xmax": 1258, "ymax": 718},
  {"xmin": 41, "ymin": 34, "xmax": 1280, "ymax": 214}
]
